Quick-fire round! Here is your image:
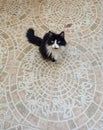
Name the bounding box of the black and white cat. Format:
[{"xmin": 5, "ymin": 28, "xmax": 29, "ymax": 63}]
[{"xmin": 26, "ymin": 28, "xmax": 67, "ymax": 62}]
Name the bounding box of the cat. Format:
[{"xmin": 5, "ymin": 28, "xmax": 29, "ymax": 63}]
[{"xmin": 26, "ymin": 28, "xmax": 67, "ymax": 62}]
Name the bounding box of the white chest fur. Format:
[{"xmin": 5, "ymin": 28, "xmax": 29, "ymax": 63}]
[{"xmin": 46, "ymin": 45, "xmax": 65, "ymax": 60}]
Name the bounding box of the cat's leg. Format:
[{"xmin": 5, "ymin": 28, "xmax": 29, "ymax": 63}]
[
  {"xmin": 39, "ymin": 46, "xmax": 48, "ymax": 59},
  {"xmin": 51, "ymin": 58, "xmax": 56, "ymax": 62},
  {"xmin": 49, "ymin": 53, "xmax": 56, "ymax": 62}
]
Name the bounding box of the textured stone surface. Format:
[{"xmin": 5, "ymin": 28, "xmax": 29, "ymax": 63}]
[{"xmin": 0, "ymin": 0, "xmax": 103, "ymax": 130}]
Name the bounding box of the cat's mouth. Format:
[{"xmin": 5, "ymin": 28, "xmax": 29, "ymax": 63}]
[{"xmin": 53, "ymin": 47, "xmax": 59, "ymax": 49}]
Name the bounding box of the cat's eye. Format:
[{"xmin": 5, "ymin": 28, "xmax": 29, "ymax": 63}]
[
  {"xmin": 58, "ymin": 41, "xmax": 61, "ymax": 44},
  {"xmin": 51, "ymin": 41, "xmax": 54, "ymax": 43}
]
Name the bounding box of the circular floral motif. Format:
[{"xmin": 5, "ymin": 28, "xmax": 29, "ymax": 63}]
[
  {"xmin": 34, "ymin": 0, "xmax": 102, "ymax": 38},
  {"xmin": 13, "ymin": 44, "xmax": 99, "ymax": 122}
]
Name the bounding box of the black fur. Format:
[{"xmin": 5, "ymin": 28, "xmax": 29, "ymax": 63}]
[
  {"xmin": 26, "ymin": 28, "xmax": 67, "ymax": 62},
  {"xmin": 26, "ymin": 28, "xmax": 42, "ymax": 46}
]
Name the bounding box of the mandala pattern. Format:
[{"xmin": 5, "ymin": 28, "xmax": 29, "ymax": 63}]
[
  {"xmin": 34, "ymin": 0, "xmax": 102, "ymax": 39},
  {"xmin": 0, "ymin": 0, "xmax": 103, "ymax": 130},
  {"xmin": 16, "ymin": 46, "xmax": 96, "ymax": 121}
]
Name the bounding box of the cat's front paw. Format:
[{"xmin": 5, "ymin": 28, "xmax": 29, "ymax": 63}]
[{"xmin": 52, "ymin": 58, "xmax": 56, "ymax": 62}]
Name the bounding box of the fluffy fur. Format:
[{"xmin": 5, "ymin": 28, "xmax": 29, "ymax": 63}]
[{"xmin": 26, "ymin": 28, "xmax": 67, "ymax": 62}]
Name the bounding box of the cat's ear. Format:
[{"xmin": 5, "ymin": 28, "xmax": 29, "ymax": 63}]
[
  {"xmin": 60, "ymin": 31, "xmax": 64, "ymax": 38},
  {"xmin": 48, "ymin": 31, "xmax": 53, "ymax": 37}
]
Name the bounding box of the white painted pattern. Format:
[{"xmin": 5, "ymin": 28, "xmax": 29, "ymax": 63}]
[{"xmin": 0, "ymin": 0, "xmax": 102, "ymax": 129}]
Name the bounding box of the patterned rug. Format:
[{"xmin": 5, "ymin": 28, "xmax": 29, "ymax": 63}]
[{"xmin": 0, "ymin": 0, "xmax": 103, "ymax": 130}]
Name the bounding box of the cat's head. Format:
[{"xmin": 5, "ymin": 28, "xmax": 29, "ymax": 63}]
[{"xmin": 46, "ymin": 31, "xmax": 67, "ymax": 49}]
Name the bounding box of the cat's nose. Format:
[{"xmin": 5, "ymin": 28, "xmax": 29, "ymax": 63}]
[{"xmin": 52, "ymin": 42, "xmax": 59, "ymax": 49}]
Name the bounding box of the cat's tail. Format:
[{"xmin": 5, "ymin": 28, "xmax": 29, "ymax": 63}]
[{"xmin": 26, "ymin": 28, "xmax": 42, "ymax": 46}]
